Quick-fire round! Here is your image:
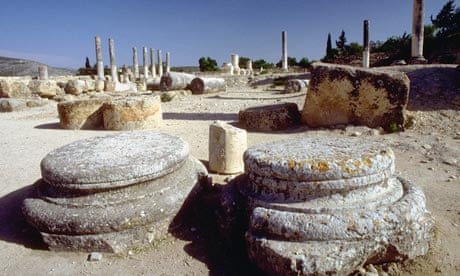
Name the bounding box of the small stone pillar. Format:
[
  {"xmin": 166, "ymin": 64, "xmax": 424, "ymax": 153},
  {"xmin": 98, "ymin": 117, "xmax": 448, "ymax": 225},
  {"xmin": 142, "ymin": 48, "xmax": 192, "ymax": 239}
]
[
  {"xmin": 411, "ymin": 0, "xmax": 426, "ymax": 62},
  {"xmin": 247, "ymin": 60, "xmax": 253, "ymax": 75},
  {"xmin": 38, "ymin": 65, "xmax": 48, "ymax": 80},
  {"xmin": 231, "ymin": 54, "xmax": 240, "ymax": 75},
  {"xmin": 362, "ymin": 20, "xmax": 370, "ymax": 68},
  {"xmin": 165, "ymin": 52, "xmax": 171, "ymax": 73},
  {"xmin": 94, "ymin": 36, "xmax": 105, "ymax": 80},
  {"xmin": 209, "ymin": 121, "xmax": 247, "ymax": 174},
  {"xmin": 133, "ymin": 47, "xmax": 139, "ymax": 80},
  {"xmin": 143, "ymin": 47, "xmax": 149, "ymax": 79},
  {"xmin": 150, "ymin": 48, "xmax": 156, "ymax": 78},
  {"xmin": 108, "ymin": 38, "xmax": 119, "ymax": 83},
  {"xmin": 122, "ymin": 65, "xmax": 129, "ymax": 83},
  {"xmin": 282, "ymin": 31, "xmax": 288, "ymax": 71},
  {"xmin": 157, "ymin": 49, "xmax": 163, "ymax": 77}
]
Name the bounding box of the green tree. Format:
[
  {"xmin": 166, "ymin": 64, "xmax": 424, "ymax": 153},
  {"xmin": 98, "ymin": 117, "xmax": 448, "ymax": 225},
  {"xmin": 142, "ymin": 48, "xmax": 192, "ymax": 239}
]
[
  {"xmin": 347, "ymin": 42, "xmax": 363, "ymax": 55},
  {"xmin": 431, "ymin": 0, "xmax": 459, "ymax": 38},
  {"xmin": 239, "ymin": 56, "xmax": 250, "ymax": 69},
  {"xmin": 85, "ymin": 57, "xmax": 91, "ymax": 69},
  {"xmin": 198, "ymin": 57, "xmax": 218, "ymax": 72},
  {"xmin": 297, "ymin": 57, "xmax": 312, "ymax": 68},
  {"xmin": 336, "ymin": 30, "xmax": 347, "ymax": 54},
  {"xmin": 252, "ymin": 59, "xmax": 274, "ymax": 69},
  {"xmin": 326, "ymin": 33, "xmax": 333, "ymax": 57}
]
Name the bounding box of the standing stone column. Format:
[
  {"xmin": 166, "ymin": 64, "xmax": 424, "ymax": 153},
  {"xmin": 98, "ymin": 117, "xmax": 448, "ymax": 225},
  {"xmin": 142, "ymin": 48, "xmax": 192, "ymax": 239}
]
[
  {"xmin": 231, "ymin": 54, "xmax": 240, "ymax": 75},
  {"xmin": 411, "ymin": 0, "xmax": 426, "ymax": 62},
  {"xmin": 142, "ymin": 47, "xmax": 149, "ymax": 79},
  {"xmin": 247, "ymin": 60, "xmax": 253, "ymax": 75},
  {"xmin": 150, "ymin": 48, "xmax": 156, "ymax": 78},
  {"xmin": 133, "ymin": 47, "xmax": 139, "ymax": 80},
  {"xmin": 38, "ymin": 65, "xmax": 48, "ymax": 80},
  {"xmin": 165, "ymin": 52, "xmax": 171, "ymax": 73},
  {"xmin": 282, "ymin": 31, "xmax": 288, "ymax": 71},
  {"xmin": 108, "ymin": 38, "xmax": 119, "ymax": 83},
  {"xmin": 157, "ymin": 49, "xmax": 163, "ymax": 77},
  {"xmin": 95, "ymin": 36, "xmax": 105, "ymax": 80},
  {"xmin": 362, "ymin": 20, "xmax": 370, "ymax": 68}
]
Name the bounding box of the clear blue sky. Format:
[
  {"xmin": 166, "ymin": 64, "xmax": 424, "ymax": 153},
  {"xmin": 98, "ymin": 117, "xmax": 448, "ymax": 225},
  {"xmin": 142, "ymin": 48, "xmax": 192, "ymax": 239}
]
[{"xmin": 0, "ymin": 0, "xmax": 457, "ymax": 69}]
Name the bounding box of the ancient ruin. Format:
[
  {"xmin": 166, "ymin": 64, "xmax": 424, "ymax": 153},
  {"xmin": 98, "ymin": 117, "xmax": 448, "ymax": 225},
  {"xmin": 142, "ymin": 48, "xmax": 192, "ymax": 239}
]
[
  {"xmin": 302, "ymin": 62, "xmax": 410, "ymax": 132},
  {"xmin": 190, "ymin": 77, "xmax": 226, "ymax": 94},
  {"xmin": 411, "ymin": 0, "xmax": 426, "ymax": 62},
  {"xmin": 281, "ymin": 31, "xmax": 288, "ymax": 71},
  {"xmin": 363, "ymin": 20, "xmax": 370, "ymax": 68},
  {"xmin": 237, "ymin": 137, "xmax": 433, "ymax": 275},
  {"xmin": 22, "ymin": 132, "xmax": 207, "ymax": 253},
  {"xmin": 239, "ymin": 103, "xmax": 301, "ymax": 131},
  {"xmin": 208, "ymin": 121, "xmax": 247, "ymax": 174}
]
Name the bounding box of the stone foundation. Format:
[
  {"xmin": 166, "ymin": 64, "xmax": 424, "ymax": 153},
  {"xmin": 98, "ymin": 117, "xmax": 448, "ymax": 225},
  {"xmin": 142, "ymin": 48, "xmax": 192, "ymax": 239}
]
[
  {"xmin": 233, "ymin": 137, "xmax": 433, "ymax": 275},
  {"xmin": 23, "ymin": 132, "xmax": 207, "ymax": 253}
]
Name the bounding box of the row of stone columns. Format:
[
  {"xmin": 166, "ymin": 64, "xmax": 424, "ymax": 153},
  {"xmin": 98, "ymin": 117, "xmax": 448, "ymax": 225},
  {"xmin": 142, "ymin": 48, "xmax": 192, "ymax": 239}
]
[{"xmin": 94, "ymin": 36, "xmax": 170, "ymax": 83}]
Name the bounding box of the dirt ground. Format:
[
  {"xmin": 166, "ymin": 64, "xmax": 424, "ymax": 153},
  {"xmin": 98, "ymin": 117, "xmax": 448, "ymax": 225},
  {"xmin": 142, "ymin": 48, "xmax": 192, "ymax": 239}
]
[{"xmin": 0, "ymin": 67, "xmax": 459, "ymax": 275}]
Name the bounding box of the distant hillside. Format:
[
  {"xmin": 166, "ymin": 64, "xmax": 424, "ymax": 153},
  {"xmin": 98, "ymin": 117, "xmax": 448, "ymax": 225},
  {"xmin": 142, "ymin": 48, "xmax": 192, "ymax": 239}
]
[{"xmin": 0, "ymin": 56, "xmax": 76, "ymax": 77}]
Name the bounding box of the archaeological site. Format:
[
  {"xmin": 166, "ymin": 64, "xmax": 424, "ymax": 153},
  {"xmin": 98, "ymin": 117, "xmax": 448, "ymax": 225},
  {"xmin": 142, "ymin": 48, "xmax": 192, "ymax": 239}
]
[{"xmin": 1, "ymin": 0, "xmax": 459, "ymax": 275}]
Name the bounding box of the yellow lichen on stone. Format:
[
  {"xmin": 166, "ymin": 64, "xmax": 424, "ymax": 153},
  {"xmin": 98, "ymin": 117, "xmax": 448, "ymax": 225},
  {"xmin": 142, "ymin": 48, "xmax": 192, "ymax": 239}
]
[{"xmin": 311, "ymin": 161, "xmax": 330, "ymax": 172}]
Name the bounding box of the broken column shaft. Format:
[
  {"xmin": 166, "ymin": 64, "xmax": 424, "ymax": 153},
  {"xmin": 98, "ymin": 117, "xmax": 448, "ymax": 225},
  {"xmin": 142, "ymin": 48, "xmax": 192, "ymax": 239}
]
[
  {"xmin": 363, "ymin": 20, "xmax": 370, "ymax": 68},
  {"xmin": 411, "ymin": 0, "xmax": 426, "ymax": 62},
  {"xmin": 150, "ymin": 48, "xmax": 156, "ymax": 78},
  {"xmin": 95, "ymin": 36, "xmax": 104, "ymax": 80},
  {"xmin": 133, "ymin": 47, "xmax": 139, "ymax": 80},
  {"xmin": 108, "ymin": 38, "xmax": 119, "ymax": 82},
  {"xmin": 157, "ymin": 49, "xmax": 163, "ymax": 77},
  {"xmin": 143, "ymin": 47, "xmax": 149, "ymax": 79},
  {"xmin": 282, "ymin": 31, "xmax": 288, "ymax": 71}
]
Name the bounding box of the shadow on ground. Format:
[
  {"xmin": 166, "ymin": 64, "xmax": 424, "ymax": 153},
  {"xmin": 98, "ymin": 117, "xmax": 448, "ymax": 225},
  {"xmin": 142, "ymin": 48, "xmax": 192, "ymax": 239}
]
[
  {"xmin": 169, "ymin": 179, "xmax": 265, "ymax": 275},
  {"xmin": 34, "ymin": 122, "xmax": 61, "ymax": 129},
  {"xmin": 163, "ymin": 112, "xmax": 238, "ymax": 121},
  {"xmin": 0, "ymin": 181, "xmax": 45, "ymax": 250},
  {"xmin": 406, "ymin": 67, "xmax": 460, "ymax": 111}
]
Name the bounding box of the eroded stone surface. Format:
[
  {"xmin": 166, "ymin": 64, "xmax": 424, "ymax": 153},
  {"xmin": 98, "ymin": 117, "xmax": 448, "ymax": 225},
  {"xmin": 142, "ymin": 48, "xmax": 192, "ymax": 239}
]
[
  {"xmin": 102, "ymin": 96, "xmax": 162, "ymax": 130},
  {"xmin": 40, "ymin": 132, "xmax": 188, "ymax": 191},
  {"xmin": 302, "ymin": 62, "xmax": 410, "ymax": 132},
  {"xmin": 244, "ymin": 137, "xmax": 394, "ymax": 182},
  {"xmin": 209, "ymin": 121, "xmax": 247, "ymax": 174},
  {"xmin": 234, "ymin": 137, "xmax": 433, "ymax": 275},
  {"xmin": 23, "ymin": 132, "xmax": 207, "ymax": 253},
  {"xmin": 239, "ymin": 103, "xmax": 301, "ymax": 131},
  {"xmin": 57, "ymin": 98, "xmax": 110, "ymax": 129}
]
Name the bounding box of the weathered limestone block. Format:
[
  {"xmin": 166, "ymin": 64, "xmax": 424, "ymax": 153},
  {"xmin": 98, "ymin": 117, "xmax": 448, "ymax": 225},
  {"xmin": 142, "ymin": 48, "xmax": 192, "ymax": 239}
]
[
  {"xmin": 0, "ymin": 79, "xmax": 31, "ymax": 98},
  {"xmin": 28, "ymin": 80, "xmax": 62, "ymax": 98},
  {"xmin": 160, "ymin": 72, "xmax": 196, "ymax": 91},
  {"xmin": 284, "ymin": 79, "xmax": 308, "ymax": 93},
  {"xmin": 64, "ymin": 80, "xmax": 87, "ymax": 95},
  {"xmin": 190, "ymin": 77, "xmax": 226, "ymax": 94},
  {"xmin": 57, "ymin": 98, "xmax": 110, "ymax": 129},
  {"xmin": 0, "ymin": 98, "xmax": 48, "ymax": 112},
  {"xmin": 236, "ymin": 137, "xmax": 433, "ymax": 275},
  {"xmin": 23, "ymin": 132, "xmax": 208, "ymax": 253},
  {"xmin": 302, "ymin": 62, "xmax": 410, "ymax": 132},
  {"xmin": 0, "ymin": 98, "xmax": 27, "ymax": 112},
  {"xmin": 104, "ymin": 80, "xmax": 137, "ymax": 92},
  {"xmin": 239, "ymin": 103, "xmax": 301, "ymax": 131},
  {"xmin": 102, "ymin": 96, "xmax": 162, "ymax": 130},
  {"xmin": 209, "ymin": 121, "xmax": 247, "ymax": 174}
]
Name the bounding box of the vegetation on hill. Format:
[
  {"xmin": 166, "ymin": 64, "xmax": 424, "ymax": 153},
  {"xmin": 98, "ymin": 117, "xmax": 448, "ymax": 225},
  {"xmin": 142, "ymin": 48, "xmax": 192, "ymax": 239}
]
[
  {"xmin": 198, "ymin": 57, "xmax": 218, "ymax": 72},
  {"xmin": 322, "ymin": 0, "xmax": 460, "ymax": 66}
]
